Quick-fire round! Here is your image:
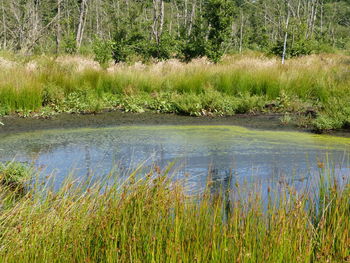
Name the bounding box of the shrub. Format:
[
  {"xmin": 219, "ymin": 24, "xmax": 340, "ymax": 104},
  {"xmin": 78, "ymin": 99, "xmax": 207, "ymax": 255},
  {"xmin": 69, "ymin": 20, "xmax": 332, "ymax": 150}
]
[
  {"xmin": 42, "ymin": 83, "xmax": 65, "ymax": 106},
  {"xmin": 63, "ymin": 34, "xmax": 77, "ymax": 54},
  {"xmin": 92, "ymin": 38, "xmax": 113, "ymax": 66}
]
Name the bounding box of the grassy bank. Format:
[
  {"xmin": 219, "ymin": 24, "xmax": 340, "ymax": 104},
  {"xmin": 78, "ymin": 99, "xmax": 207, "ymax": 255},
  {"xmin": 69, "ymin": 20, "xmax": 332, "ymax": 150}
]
[
  {"xmin": 0, "ymin": 53, "xmax": 350, "ymax": 131},
  {"xmin": 0, "ymin": 162, "xmax": 348, "ymax": 262}
]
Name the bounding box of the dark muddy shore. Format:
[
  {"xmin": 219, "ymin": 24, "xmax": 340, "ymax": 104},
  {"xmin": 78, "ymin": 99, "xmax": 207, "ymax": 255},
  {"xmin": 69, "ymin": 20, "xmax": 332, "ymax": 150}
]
[
  {"xmin": 1, "ymin": 111, "xmax": 349, "ymax": 137},
  {"xmin": 0, "ymin": 111, "xmax": 309, "ymax": 135}
]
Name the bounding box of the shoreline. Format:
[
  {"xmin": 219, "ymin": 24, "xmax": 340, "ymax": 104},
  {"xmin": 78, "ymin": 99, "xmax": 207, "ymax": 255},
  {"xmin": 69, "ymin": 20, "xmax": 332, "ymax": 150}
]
[
  {"xmin": 1, "ymin": 111, "xmax": 350, "ymax": 137},
  {"xmin": 0, "ymin": 112, "xmax": 297, "ymax": 133},
  {"xmin": 0, "ymin": 111, "xmax": 319, "ymax": 134}
]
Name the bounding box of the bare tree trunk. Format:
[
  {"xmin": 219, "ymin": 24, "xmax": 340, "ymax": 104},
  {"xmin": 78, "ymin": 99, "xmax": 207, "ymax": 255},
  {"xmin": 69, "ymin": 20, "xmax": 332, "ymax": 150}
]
[
  {"xmin": 56, "ymin": 0, "xmax": 62, "ymax": 53},
  {"xmin": 239, "ymin": 9, "xmax": 244, "ymax": 54},
  {"xmin": 175, "ymin": 2, "xmax": 180, "ymax": 38},
  {"xmin": 310, "ymin": 0, "xmax": 318, "ymax": 38},
  {"xmin": 169, "ymin": 3, "xmax": 173, "ymax": 35},
  {"xmin": 188, "ymin": 0, "xmax": 196, "ymax": 36},
  {"xmin": 282, "ymin": 2, "xmax": 290, "ymax": 65},
  {"xmin": 1, "ymin": 0, "xmax": 6, "ymax": 49},
  {"xmin": 80, "ymin": 3, "xmax": 88, "ymax": 46},
  {"xmin": 96, "ymin": 0, "xmax": 101, "ymax": 37},
  {"xmin": 320, "ymin": 0, "xmax": 323, "ymax": 34},
  {"xmin": 184, "ymin": 0, "xmax": 188, "ymax": 28},
  {"xmin": 152, "ymin": 0, "xmax": 164, "ymax": 45},
  {"xmin": 159, "ymin": 0, "xmax": 164, "ymax": 40},
  {"xmin": 306, "ymin": 0, "xmax": 317, "ymax": 39},
  {"xmin": 152, "ymin": 0, "xmax": 158, "ymax": 42},
  {"xmin": 76, "ymin": 0, "xmax": 88, "ymax": 49}
]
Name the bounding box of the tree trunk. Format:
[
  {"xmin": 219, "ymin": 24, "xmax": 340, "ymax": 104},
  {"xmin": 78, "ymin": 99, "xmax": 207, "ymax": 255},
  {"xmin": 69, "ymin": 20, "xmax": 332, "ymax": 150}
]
[
  {"xmin": 56, "ymin": 0, "xmax": 61, "ymax": 53},
  {"xmin": 239, "ymin": 9, "xmax": 244, "ymax": 54},
  {"xmin": 1, "ymin": 0, "xmax": 6, "ymax": 49},
  {"xmin": 188, "ymin": 0, "xmax": 196, "ymax": 36},
  {"xmin": 282, "ymin": 2, "xmax": 290, "ymax": 65},
  {"xmin": 76, "ymin": 0, "xmax": 88, "ymax": 49},
  {"xmin": 152, "ymin": 0, "xmax": 164, "ymax": 45}
]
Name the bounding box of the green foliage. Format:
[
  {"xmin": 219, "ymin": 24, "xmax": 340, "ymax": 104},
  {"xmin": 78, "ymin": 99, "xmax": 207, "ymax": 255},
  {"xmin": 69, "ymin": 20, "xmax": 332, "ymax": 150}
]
[
  {"xmin": 269, "ymin": 38, "xmax": 335, "ymax": 59},
  {"xmin": 92, "ymin": 38, "xmax": 113, "ymax": 66},
  {"xmin": 111, "ymin": 43, "xmax": 130, "ymax": 63},
  {"xmin": 1, "ymin": 0, "xmax": 350, "ymax": 60},
  {"xmin": 111, "ymin": 29, "xmax": 133, "ymax": 63},
  {"xmin": 203, "ymin": 0, "xmax": 234, "ymax": 63},
  {"xmin": 179, "ymin": 19, "xmax": 207, "ymax": 62},
  {"xmin": 289, "ymin": 40, "xmax": 315, "ymax": 57},
  {"xmin": 0, "ymin": 162, "xmax": 32, "ymax": 192},
  {"xmin": 62, "ymin": 34, "xmax": 77, "ymax": 54},
  {"xmin": 42, "ymin": 83, "xmax": 65, "ymax": 106},
  {"xmin": 60, "ymin": 90, "xmax": 104, "ymax": 114},
  {"xmin": 148, "ymin": 33, "xmax": 177, "ymax": 60},
  {"xmin": 270, "ymin": 39, "xmax": 315, "ymax": 58}
]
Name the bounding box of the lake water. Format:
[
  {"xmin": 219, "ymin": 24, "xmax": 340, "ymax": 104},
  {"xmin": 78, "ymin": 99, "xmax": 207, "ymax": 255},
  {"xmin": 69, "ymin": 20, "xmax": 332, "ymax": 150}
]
[{"xmin": 1, "ymin": 125, "xmax": 350, "ymax": 191}]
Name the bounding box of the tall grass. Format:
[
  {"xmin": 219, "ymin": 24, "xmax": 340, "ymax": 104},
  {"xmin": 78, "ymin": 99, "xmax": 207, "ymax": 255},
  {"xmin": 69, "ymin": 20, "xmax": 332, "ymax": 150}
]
[
  {"xmin": 0, "ymin": 54, "xmax": 350, "ymax": 130},
  {"xmin": 0, "ymin": 163, "xmax": 348, "ymax": 262}
]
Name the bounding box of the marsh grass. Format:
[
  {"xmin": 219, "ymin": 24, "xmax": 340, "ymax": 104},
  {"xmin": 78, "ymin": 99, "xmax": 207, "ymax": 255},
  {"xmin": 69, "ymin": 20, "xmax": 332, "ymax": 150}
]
[
  {"xmin": 0, "ymin": 162, "xmax": 348, "ymax": 262},
  {"xmin": 0, "ymin": 54, "xmax": 350, "ymax": 130}
]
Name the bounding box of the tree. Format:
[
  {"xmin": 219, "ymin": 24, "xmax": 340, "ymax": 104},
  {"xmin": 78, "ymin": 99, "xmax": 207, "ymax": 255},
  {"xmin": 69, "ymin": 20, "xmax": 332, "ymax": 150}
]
[{"xmin": 203, "ymin": 0, "xmax": 234, "ymax": 62}]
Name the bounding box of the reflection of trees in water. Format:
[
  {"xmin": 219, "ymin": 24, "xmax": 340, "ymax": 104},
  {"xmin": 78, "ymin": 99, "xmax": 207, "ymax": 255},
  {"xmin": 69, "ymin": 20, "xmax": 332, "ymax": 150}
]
[
  {"xmin": 207, "ymin": 165, "xmax": 233, "ymax": 220},
  {"xmin": 3, "ymin": 140, "xmax": 71, "ymax": 159},
  {"xmin": 208, "ymin": 165, "xmax": 233, "ymax": 194}
]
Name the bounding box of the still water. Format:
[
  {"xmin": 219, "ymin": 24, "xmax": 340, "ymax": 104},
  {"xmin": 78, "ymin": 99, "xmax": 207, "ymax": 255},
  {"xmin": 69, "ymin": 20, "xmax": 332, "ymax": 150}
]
[{"xmin": 1, "ymin": 125, "xmax": 349, "ymax": 190}]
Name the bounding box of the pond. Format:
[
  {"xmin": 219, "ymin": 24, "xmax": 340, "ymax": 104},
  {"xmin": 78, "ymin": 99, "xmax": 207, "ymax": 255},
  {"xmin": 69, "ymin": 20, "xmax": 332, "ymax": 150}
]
[{"xmin": 1, "ymin": 125, "xmax": 350, "ymax": 192}]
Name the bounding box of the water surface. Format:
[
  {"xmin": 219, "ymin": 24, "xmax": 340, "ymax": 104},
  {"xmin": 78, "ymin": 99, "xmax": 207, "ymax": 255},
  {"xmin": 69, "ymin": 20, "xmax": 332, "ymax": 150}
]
[{"xmin": 1, "ymin": 125, "xmax": 349, "ymax": 190}]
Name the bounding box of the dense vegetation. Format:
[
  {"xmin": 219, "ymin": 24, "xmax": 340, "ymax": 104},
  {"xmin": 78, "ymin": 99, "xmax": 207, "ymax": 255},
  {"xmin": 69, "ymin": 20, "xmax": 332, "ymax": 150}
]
[
  {"xmin": 1, "ymin": 1, "xmax": 349, "ymax": 261},
  {"xmin": 0, "ymin": 161, "xmax": 348, "ymax": 262},
  {"xmin": 1, "ymin": 53, "xmax": 350, "ymax": 132},
  {"xmin": 0, "ymin": 0, "xmax": 349, "ymax": 63},
  {"xmin": 1, "ymin": 0, "xmax": 350, "ymax": 132}
]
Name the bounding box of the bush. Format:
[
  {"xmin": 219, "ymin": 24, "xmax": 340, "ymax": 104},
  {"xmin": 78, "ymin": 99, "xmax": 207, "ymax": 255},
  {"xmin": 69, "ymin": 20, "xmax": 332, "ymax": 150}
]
[
  {"xmin": 148, "ymin": 34, "xmax": 177, "ymax": 60},
  {"xmin": 289, "ymin": 40, "xmax": 314, "ymax": 57},
  {"xmin": 270, "ymin": 39, "xmax": 316, "ymax": 58},
  {"xmin": 63, "ymin": 34, "xmax": 77, "ymax": 54},
  {"xmin": 42, "ymin": 83, "xmax": 65, "ymax": 106},
  {"xmin": 92, "ymin": 38, "xmax": 113, "ymax": 66}
]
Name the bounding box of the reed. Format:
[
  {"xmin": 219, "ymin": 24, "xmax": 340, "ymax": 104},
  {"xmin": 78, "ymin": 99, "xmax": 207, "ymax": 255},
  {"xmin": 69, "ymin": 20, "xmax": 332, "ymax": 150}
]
[
  {"xmin": 0, "ymin": 162, "xmax": 348, "ymax": 262},
  {"xmin": 0, "ymin": 54, "xmax": 350, "ymax": 130}
]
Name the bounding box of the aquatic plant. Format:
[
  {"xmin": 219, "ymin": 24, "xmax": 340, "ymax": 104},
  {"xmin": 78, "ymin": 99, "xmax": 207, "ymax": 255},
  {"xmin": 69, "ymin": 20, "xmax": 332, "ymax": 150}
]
[{"xmin": 0, "ymin": 163, "xmax": 348, "ymax": 262}]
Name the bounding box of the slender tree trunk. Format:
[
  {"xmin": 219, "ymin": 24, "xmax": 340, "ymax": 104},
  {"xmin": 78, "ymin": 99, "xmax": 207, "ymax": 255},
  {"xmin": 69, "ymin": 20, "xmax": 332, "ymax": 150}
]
[
  {"xmin": 184, "ymin": 0, "xmax": 188, "ymax": 28},
  {"xmin": 169, "ymin": 3, "xmax": 173, "ymax": 35},
  {"xmin": 1, "ymin": 0, "xmax": 6, "ymax": 49},
  {"xmin": 80, "ymin": 3, "xmax": 88, "ymax": 47},
  {"xmin": 282, "ymin": 2, "xmax": 290, "ymax": 65},
  {"xmin": 96, "ymin": 0, "xmax": 101, "ymax": 37},
  {"xmin": 175, "ymin": 3, "xmax": 180, "ymax": 38},
  {"xmin": 320, "ymin": 0, "xmax": 323, "ymax": 34},
  {"xmin": 76, "ymin": 0, "xmax": 88, "ymax": 49},
  {"xmin": 56, "ymin": 0, "xmax": 61, "ymax": 53},
  {"xmin": 159, "ymin": 0, "xmax": 164, "ymax": 41},
  {"xmin": 152, "ymin": 0, "xmax": 164, "ymax": 45},
  {"xmin": 188, "ymin": 0, "xmax": 196, "ymax": 36},
  {"xmin": 152, "ymin": 0, "xmax": 158, "ymax": 42},
  {"xmin": 239, "ymin": 9, "xmax": 244, "ymax": 54},
  {"xmin": 310, "ymin": 0, "xmax": 318, "ymax": 38}
]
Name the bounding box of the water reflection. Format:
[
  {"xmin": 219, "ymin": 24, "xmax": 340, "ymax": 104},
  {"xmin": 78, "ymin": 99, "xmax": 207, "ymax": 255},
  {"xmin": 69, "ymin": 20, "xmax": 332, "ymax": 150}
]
[{"xmin": 0, "ymin": 125, "xmax": 350, "ymax": 191}]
